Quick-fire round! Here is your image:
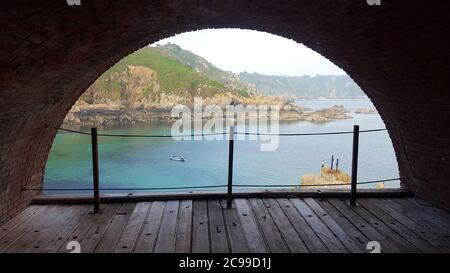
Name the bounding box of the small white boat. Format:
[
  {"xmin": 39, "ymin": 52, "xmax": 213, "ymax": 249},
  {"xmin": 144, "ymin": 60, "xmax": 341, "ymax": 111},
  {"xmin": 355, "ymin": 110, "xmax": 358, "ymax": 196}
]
[{"xmin": 170, "ymin": 155, "xmax": 185, "ymax": 162}]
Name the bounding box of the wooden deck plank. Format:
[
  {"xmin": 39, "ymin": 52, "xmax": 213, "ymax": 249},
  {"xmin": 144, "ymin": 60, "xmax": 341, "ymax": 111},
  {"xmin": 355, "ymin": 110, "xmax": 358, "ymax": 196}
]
[
  {"xmin": 56, "ymin": 204, "xmax": 114, "ymax": 253},
  {"xmin": 395, "ymin": 198, "xmax": 450, "ymax": 235},
  {"xmin": 174, "ymin": 200, "xmax": 193, "ymax": 253},
  {"xmin": 384, "ymin": 198, "xmax": 450, "ymax": 240},
  {"xmin": 290, "ymin": 198, "xmax": 347, "ymax": 253},
  {"xmin": 192, "ymin": 200, "xmax": 210, "ymax": 253},
  {"xmin": 249, "ymin": 198, "xmax": 289, "ymax": 253},
  {"xmin": 1, "ymin": 197, "xmax": 448, "ymax": 253},
  {"xmin": 372, "ymin": 198, "xmax": 450, "ymax": 252},
  {"xmin": 402, "ymin": 198, "xmax": 450, "ymax": 229},
  {"xmin": 207, "ymin": 200, "xmax": 229, "ymax": 253},
  {"xmin": 134, "ymin": 201, "xmax": 166, "ymax": 253},
  {"xmin": 77, "ymin": 203, "xmax": 122, "ymax": 253},
  {"xmin": 304, "ymin": 198, "xmax": 363, "ymax": 253},
  {"xmin": 328, "ymin": 199, "xmax": 403, "ymax": 253},
  {"xmin": 263, "ymin": 198, "xmax": 308, "ymax": 253},
  {"xmin": 220, "ymin": 200, "xmax": 249, "ymax": 253},
  {"xmin": 154, "ymin": 200, "xmax": 180, "ymax": 253},
  {"xmin": 340, "ymin": 206, "xmax": 417, "ymax": 253},
  {"xmin": 276, "ymin": 198, "xmax": 329, "ymax": 253},
  {"xmin": 114, "ymin": 202, "xmax": 151, "ymax": 253},
  {"xmin": 94, "ymin": 203, "xmax": 136, "ymax": 253},
  {"xmin": 358, "ymin": 198, "xmax": 439, "ymax": 253},
  {"xmin": 27, "ymin": 205, "xmax": 84, "ymax": 253},
  {"xmin": 317, "ymin": 199, "xmax": 370, "ymax": 251},
  {"xmin": 234, "ymin": 199, "xmax": 267, "ymax": 253},
  {"xmin": 0, "ymin": 206, "xmax": 45, "ymax": 241},
  {"xmin": 0, "ymin": 206, "xmax": 49, "ymax": 252},
  {"xmin": 41, "ymin": 205, "xmax": 91, "ymax": 253},
  {"xmin": 3, "ymin": 205, "xmax": 60, "ymax": 253},
  {"xmin": 382, "ymin": 198, "xmax": 450, "ymax": 249}
]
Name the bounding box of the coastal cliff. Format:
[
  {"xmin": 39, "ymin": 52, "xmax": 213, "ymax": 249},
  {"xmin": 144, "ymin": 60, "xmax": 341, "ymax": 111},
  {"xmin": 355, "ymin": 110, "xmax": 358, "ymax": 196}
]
[{"xmin": 63, "ymin": 45, "xmax": 351, "ymax": 126}]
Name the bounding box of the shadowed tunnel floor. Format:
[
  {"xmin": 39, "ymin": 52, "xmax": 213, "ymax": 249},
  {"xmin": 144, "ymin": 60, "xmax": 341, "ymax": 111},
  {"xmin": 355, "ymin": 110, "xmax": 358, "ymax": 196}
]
[{"xmin": 0, "ymin": 197, "xmax": 449, "ymax": 253}]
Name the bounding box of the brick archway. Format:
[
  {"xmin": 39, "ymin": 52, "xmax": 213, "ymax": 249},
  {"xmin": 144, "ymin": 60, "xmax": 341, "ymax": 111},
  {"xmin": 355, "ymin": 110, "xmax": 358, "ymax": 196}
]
[{"xmin": 1, "ymin": 0, "xmax": 449, "ymax": 223}]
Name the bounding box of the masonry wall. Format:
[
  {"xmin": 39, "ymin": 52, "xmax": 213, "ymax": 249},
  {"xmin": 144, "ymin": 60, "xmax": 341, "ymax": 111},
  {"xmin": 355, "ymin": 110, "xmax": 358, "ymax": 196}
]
[{"xmin": 1, "ymin": 0, "xmax": 449, "ymax": 224}]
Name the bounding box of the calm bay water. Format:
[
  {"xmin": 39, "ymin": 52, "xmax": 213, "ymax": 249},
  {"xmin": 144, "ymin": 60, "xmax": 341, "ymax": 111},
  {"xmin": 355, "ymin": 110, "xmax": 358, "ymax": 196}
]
[{"xmin": 44, "ymin": 99, "xmax": 400, "ymax": 195}]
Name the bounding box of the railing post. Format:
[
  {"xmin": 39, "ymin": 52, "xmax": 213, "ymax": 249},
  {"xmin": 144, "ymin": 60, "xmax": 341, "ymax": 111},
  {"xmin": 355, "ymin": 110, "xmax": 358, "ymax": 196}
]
[
  {"xmin": 227, "ymin": 126, "xmax": 235, "ymax": 208},
  {"xmin": 350, "ymin": 125, "xmax": 360, "ymax": 207},
  {"xmin": 91, "ymin": 127, "xmax": 100, "ymax": 213}
]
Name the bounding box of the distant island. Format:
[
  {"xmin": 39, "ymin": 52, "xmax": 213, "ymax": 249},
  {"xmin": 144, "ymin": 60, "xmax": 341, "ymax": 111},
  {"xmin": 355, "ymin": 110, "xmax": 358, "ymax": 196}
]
[{"xmin": 64, "ymin": 43, "xmax": 355, "ymax": 127}]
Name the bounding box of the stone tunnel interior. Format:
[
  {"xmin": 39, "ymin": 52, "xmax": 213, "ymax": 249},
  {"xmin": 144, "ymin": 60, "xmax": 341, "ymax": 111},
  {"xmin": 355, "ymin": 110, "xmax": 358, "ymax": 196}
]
[{"xmin": 0, "ymin": 0, "xmax": 450, "ymax": 224}]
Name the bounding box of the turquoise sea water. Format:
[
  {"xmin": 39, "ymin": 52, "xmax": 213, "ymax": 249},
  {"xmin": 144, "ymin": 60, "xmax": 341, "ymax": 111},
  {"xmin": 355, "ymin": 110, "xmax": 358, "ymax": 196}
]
[{"xmin": 43, "ymin": 99, "xmax": 400, "ymax": 195}]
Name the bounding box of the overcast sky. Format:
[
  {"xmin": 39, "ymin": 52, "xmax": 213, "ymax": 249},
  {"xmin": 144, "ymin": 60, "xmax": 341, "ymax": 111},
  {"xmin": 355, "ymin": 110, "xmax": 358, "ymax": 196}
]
[{"xmin": 154, "ymin": 29, "xmax": 346, "ymax": 77}]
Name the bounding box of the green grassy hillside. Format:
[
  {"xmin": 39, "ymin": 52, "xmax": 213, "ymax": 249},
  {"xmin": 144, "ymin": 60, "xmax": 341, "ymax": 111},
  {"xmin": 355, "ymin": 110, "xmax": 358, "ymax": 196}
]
[
  {"xmin": 80, "ymin": 43, "xmax": 365, "ymax": 108},
  {"xmin": 153, "ymin": 43, "xmax": 252, "ymax": 94},
  {"xmin": 152, "ymin": 43, "xmax": 365, "ymax": 98},
  {"xmin": 83, "ymin": 46, "xmax": 248, "ymax": 107}
]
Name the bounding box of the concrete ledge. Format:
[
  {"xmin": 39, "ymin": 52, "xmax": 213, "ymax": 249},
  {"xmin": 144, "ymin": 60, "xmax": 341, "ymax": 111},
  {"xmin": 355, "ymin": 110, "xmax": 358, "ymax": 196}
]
[{"xmin": 31, "ymin": 188, "xmax": 413, "ymax": 204}]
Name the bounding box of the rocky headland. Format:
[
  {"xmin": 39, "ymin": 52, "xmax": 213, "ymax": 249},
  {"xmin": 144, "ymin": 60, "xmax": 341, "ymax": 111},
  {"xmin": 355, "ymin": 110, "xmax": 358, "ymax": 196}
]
[{"xmin": 64, "ymin": 97, "xmax": 351, "ymax": 127}]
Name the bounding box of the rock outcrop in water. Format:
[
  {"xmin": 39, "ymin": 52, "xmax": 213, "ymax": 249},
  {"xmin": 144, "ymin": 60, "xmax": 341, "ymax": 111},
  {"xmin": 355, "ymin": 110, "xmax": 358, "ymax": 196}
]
[
  {"xmin": 302, "ymin": 105, "xmax": 350, "ymax": 122},
  {"xmin": 355, "ymin": 108, "xmax": 378, "ymax": 114},
  {"xmin": 300, "ymin": 167, "xmax": 351, "ymax": 189}
]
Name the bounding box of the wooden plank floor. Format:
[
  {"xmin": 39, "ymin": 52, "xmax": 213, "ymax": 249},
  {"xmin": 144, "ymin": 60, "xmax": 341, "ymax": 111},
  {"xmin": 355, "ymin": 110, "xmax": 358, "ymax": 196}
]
[{"xmin": 1, "ymin": 197, "xmax": 449, "ymax": 253}]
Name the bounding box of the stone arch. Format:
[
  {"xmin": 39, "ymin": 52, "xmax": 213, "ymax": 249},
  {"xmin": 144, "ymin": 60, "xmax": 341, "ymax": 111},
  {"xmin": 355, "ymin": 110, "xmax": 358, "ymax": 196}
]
[{"xmin": 1, "ymin": 0, "xmax": 449, "ymax": 223}]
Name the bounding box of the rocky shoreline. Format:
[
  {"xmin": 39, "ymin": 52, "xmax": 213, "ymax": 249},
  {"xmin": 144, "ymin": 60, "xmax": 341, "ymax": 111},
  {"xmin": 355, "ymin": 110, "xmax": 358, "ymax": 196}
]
[{"xmin": 63, "ymin": 103, "xmax": 351, "ymax": 127}]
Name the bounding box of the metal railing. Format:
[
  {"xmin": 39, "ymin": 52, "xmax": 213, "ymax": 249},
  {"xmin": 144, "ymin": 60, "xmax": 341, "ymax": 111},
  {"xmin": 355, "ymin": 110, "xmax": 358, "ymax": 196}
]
[{"xmin": 25, "ymin": 124, "xmax": 407, "ymax": 213}]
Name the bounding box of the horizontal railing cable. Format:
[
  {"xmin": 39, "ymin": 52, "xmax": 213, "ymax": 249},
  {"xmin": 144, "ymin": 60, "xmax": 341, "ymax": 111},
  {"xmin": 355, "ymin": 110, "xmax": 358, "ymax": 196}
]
[
  {"xmin": 56, "ymin": 127, "xmax": 92, "ymax": 136},
  {"xmin": 50, "ymin": 125, "xmax": 387, "ymax": 138},
  {"xmin": 234, "ymin": 128, "xmax": 387, "ymax": 136},
  {"xmin": 97, "ymin": 132, "xmax": 227, "ymax": 138},
  {"xmin": 233, "ymin": 177, "xmax": 408, "ymax": 188},
  {"xmin": 233, "ymin": 183, "xmax": 350, "ymax": 188},
  {"xmin": 355, "ymin": 177, "xmax": 409, "ymax": 185},
  {"xmin": 50, "ymin": 126, "xmax": 226, "ymax": 138},
  {"xmin": 24, "ymin": 177, "xmax": 406, "ymax": 192},
  {"xmin": 24, "ymin": 184, "xmax": 228, "ymax": 191}
]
